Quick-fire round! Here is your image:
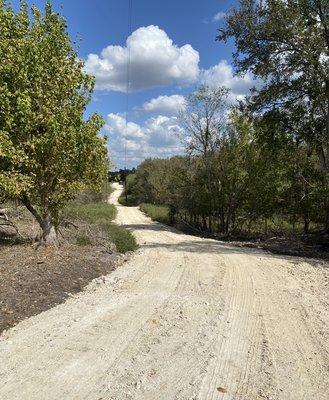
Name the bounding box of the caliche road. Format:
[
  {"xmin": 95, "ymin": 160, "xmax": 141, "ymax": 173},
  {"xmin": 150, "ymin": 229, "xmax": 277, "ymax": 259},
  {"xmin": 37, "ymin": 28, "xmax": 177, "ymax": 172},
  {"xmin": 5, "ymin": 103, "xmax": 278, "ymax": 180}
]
[{"xmin": 0, "ymin": 183, "xmax": 328, "ymax": 400}]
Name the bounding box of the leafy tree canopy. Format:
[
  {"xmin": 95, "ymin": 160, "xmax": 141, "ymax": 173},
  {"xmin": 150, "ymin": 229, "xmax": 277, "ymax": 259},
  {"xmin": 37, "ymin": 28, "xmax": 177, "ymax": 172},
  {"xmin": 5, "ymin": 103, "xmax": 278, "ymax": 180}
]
[
  {"xmin": 218, "ymin": 0, "xmax": 329, "ymax": 159},
  {"xmin": 0, "ymin": 0, "xmax": 108, "ymax": 242}
]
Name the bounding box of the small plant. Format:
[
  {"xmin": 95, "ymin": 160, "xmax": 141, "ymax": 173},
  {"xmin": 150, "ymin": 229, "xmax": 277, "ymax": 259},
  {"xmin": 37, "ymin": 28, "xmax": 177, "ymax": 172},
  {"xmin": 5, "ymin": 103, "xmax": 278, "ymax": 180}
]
[{"xmin": 105, "ymin": 224, "xmax": 138, "ymax": 253}]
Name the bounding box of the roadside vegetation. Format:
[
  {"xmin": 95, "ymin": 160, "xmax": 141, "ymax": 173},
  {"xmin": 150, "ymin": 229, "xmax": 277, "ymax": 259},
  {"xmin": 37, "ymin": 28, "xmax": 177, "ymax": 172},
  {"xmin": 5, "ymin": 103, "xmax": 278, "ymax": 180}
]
[
  {"xmin": 118, "ymin": 174, "xmax": 138, "ymax": 206},
  {"xmin": 139, "ymin": 203, "xmax": 170, "ymax": 225},
  {"xmin": 65, "ymin": 201, "xmax": 138, "ymax": 254},
  {"xmin": 118, "ymin": 194, "xmax": 138, "ymax": 207},
  {"xmin": 74, "ymin": 182, "xmax": 114, "ymax": 205},
  {"xmin": 120, "ymin": 1, "xmax": 329, "ymax": 257},
  {"xmin": 0, "ymin": 182, "xmax": 137, "ymax": 333},
  {"xmin": 0, "ymin": 2, "xmax": 137, "ymax": 333}
]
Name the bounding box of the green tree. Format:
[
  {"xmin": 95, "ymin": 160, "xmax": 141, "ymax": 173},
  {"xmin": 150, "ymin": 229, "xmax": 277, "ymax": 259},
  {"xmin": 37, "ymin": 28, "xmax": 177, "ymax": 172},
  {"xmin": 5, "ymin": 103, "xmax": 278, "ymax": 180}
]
[
  {"xmin": 0, "ymin": 1, "xmax": 108, "ymax": 243},
  {"xmin": 218, "ymin": 0, "xmax": 329, "ymax": 229},
  {"xmin": 180, "ymin": 85, "xmax": 229, "ymax": 229}
]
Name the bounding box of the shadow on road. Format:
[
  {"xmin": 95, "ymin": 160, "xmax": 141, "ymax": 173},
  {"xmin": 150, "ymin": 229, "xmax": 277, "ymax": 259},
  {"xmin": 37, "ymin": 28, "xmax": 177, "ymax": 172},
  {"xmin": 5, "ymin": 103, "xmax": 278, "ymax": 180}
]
[{"xmin": 121, "ymin": 222, "xmax": 328, "ymax": 268}]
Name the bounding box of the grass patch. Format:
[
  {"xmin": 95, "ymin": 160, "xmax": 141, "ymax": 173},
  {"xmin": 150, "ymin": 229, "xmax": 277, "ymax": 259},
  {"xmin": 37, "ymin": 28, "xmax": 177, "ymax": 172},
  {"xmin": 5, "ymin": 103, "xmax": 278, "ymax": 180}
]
[
  {"xmin": 105, "ymin": 224, "xmax": 138, "ymax": 253},
  {"xmin": 66, "ymin": 203, "xmax": 117, "ymax": 224},
  {"xmin": 140, "ymin": 203, "xmax": 170, "ymax": 224},
  {"xmin": 245, "ymin": 216, "xmax": 322, "ymax": 236},
  {"xmin": 65, "ymin": 203, "xmax": 138, "ymax": 254}
]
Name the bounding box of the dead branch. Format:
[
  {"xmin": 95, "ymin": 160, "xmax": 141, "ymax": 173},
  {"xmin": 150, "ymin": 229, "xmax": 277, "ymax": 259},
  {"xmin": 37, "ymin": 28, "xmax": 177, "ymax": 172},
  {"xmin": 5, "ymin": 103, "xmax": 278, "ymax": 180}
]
[
  {"xmin": 61, "ymin": 220, "xmax": 80, "ymax": 229},
  {"xmin": 0, "ymin": 209, "xmax": 9, "ymax": 221},
  {"xmin": 0, "ymin": 218, "xmax": 24, "ymax": 238}
]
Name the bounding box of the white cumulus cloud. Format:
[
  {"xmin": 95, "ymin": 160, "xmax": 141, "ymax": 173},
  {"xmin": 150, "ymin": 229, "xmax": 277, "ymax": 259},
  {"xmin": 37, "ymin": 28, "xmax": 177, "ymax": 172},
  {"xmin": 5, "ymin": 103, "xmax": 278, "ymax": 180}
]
[
  {"xmin": 106, "ymin": 113, "xmax": 145, "ymax": 140},
  {"xmin": 106, "ymin": 113, "xmax": 184, "ymax": 168},
  {"xmin": 142, "ymin": 95, "xmax": 186, "ymax": 114},
  {"xmin": 85, "ymin": 25, "xmax": 200, "ymax": 92},
  {"xmin": 145, "ymin": 115, "xmax": 184, "ymax": 148},
  {"xmin": 200, "ymin": 60, "xmax": 261, "ymax": 102}
]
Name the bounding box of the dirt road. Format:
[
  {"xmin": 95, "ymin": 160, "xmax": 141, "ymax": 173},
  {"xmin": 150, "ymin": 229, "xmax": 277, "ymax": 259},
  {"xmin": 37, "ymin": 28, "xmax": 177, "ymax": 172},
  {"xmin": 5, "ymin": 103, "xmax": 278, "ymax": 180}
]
[{"xmin": 0, "ymin": 183, "xmax": 328, "ymax": 400}]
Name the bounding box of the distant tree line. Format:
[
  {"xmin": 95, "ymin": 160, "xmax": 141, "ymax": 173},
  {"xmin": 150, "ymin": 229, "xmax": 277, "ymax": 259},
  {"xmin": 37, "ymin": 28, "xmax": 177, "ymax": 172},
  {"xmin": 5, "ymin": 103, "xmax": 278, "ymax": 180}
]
[
  {"xmin": 129, "ymin": 104, "xmax": 325, "ymax": 235},
  {"xmin": 108, "ymin": 169, "xmax": 136, "ymax": 183}
]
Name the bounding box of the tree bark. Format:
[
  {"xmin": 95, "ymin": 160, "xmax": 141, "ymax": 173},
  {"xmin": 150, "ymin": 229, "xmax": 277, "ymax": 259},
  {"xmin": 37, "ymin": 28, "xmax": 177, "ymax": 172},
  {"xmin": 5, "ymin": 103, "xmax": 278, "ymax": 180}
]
[
  {"xmin": 220, "ymin": 212, "xmax": 225, "ymax": 234},
  {"xmin": 39, "ymin": 216, "xmax": 57, "ymax": 244},
  {"xmin": 315, "ymin": 82, "xmax": 329, "ymax": 232},
  {"xmin": 208, "ymin": 215, "xmax": 212, "ymax": 233},
  {"xmin": 320, "ymin": 82, "xmax": 329, "ymax": 231},
  {"xmin": 304, "ymin": 217, "xmax": 310, "ymax": 235},
  {"xmin": 21, "ymin": 196, "xmax": 57, "ymax": 244}
]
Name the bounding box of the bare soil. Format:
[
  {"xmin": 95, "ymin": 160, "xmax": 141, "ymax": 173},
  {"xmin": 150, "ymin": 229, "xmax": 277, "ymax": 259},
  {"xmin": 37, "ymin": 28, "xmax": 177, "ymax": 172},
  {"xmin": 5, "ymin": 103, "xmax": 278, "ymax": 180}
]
[
  {"xmin": 0, "ymin": 184, "xmax": 328, "ymax": 400},
  {"xmin": 0, "ymin": 243, "xmax": 120, "ymax": 333},
  {"xmin": 0, "ymin": 207, "xmax": 122, "ymax": 333}
]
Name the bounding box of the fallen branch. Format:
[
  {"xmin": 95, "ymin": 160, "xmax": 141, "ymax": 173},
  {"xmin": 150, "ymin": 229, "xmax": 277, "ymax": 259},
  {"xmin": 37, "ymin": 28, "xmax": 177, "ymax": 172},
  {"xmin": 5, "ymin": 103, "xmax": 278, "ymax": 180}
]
[
  {"xmin": 0, "ymin": 218, "xmax": 24, "ymax": 238},
  {"xmin": 62, "ymin": 220, "xmax": 79, "ymax": 229}
]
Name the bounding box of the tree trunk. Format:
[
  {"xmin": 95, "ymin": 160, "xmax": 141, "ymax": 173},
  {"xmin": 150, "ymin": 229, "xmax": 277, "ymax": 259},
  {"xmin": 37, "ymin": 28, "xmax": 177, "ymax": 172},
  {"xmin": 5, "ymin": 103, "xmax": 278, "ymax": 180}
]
[
  {"xmin": 248, "ymin": 219, "xmax": 252, "ymax": 235},
  {"xmin": 220, "ymin": 208, "xmax": 225, "ymax": 233},
  {"xmin": 325, "ymin": 81, "xmax": 329, "ymax": 232},
  {"xmin": 40, "ymin": 216, "xmax": 57, "ymax": 244},
  {"xmin": 304, "ymin": 217, "xmax": 310, "ymax": 235},
  {"xmin": 314, "ymin": 82, "xmax": 329, "ymax": 232},
  {"xmin": 325, "ymin": 206, "xmax": 329, "ymax": 233},
  {"xmin": 208, "ymin": 215, "xmax": 212, "ymax": 233},
  {"xmin": 202, "ymin": 215, "xmax": 207, "ymax": 231},
  {"xmin": 21, "ymin": 196, "xmax": 57, "ymax": 245}
]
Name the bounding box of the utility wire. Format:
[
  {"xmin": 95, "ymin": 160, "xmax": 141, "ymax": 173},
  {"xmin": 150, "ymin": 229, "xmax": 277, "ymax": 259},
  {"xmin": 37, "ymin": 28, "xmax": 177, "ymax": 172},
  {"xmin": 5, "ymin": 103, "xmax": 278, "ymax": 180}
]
[{"xmin": 124, "ymin": 0, "xmax": 133, "ymax": 199}]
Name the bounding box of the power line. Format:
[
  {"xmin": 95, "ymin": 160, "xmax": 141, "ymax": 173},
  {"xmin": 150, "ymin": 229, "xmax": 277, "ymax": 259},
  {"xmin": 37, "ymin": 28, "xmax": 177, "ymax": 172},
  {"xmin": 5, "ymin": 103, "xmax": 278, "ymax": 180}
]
[{"xmin": 124, "ymin": 0, "xmax": 133, "ymax": 199}]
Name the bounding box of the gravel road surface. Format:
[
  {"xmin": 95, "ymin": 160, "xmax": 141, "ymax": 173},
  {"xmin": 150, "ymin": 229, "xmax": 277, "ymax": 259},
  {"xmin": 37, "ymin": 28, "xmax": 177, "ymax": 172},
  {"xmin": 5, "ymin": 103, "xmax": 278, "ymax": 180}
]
[{"xmin": 0, "ymin": 183, "xmax": 328, "ymax": 400}]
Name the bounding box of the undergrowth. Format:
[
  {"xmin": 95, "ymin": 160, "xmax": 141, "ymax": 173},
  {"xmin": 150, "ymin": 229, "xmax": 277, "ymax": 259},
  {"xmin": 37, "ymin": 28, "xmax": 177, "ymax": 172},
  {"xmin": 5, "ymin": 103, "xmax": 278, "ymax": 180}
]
[
  {"xmin": 139, "ymin": 203, "xmax": 171, "ymax": 225},
  {"xmin": 65, "ymin": 200, "xmax": 138, "ymax": 254},
  {"xmin": 118, "ymin": 194, "xmax": 138, "ymax": 207}
]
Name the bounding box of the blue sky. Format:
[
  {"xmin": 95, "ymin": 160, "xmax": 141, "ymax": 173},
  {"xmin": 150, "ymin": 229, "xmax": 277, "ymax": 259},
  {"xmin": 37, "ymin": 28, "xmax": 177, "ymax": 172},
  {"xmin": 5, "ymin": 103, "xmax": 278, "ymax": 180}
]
[{"xmin": 11, "ymin": 0, "xmax": 257, "ymax": 170}]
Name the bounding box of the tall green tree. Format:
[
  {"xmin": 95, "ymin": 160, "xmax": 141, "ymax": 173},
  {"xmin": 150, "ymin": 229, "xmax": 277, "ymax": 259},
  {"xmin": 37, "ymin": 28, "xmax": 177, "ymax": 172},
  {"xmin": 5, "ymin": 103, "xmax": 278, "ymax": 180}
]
[
  {"xmin": 218, "ymin": 0, "xmax": 329, "ymax": 229},
  {"xmin": 0, "ymin": 1, "xmax": 108, "ymax": 243}
]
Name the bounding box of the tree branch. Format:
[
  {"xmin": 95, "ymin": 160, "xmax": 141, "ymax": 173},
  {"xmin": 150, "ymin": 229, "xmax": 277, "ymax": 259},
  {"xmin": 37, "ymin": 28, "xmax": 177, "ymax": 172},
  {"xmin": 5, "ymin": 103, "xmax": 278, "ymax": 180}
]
[{"xmin": 21, "ymin": 195, "xmax": 43, "ymax": 227}]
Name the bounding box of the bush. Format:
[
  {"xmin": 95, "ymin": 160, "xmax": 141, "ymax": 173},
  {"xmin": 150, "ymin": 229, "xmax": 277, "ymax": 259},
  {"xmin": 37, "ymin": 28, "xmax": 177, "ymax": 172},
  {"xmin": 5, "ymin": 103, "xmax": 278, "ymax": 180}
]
[
  {"xmin": 106, "ymin": 224, "xmax": 138, "ymax": 253},
  {"xmin": 118, "ymin": 174, "xmax": 138, "ymax": 206},
  {"xmin": 118, "ymin": 194, "xmax": 138, "ymax": 207}
]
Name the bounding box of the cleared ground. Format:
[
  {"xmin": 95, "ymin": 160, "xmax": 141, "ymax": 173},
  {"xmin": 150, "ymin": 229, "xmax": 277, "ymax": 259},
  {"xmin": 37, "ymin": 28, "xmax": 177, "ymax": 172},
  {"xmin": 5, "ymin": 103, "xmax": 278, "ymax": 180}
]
[{"xmin": 0, "ymin": 183, "xmax": 328, "ymax": 400}]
